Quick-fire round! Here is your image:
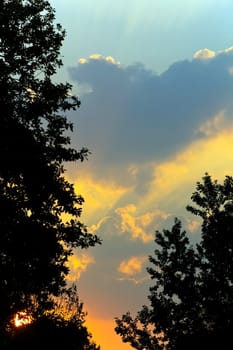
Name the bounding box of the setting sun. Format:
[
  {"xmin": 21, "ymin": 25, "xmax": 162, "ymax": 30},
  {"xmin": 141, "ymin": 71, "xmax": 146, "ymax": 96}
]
[{"xmin": 14, "ymin": 312, "xmax": 32, "ymax": 328}]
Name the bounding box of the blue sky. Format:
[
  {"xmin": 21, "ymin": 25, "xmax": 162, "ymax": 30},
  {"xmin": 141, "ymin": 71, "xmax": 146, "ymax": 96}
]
[
  {"xmin": 51, "ymin": 0, "xmax": 233, "ymax": 74},
  {"xmin": 49, "ymin": 1, "xmax": 233, "ymax": 349}
]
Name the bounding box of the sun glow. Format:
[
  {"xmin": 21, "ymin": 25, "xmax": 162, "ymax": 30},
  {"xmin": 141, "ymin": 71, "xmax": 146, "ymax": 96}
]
[{"xmin": 14, "ymin": 311, "xmax": 32, "ymax": 327}]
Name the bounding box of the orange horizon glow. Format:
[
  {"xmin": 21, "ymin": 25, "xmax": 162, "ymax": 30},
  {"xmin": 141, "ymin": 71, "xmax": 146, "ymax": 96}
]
[{"xmin": 85, "ymin": 315, "xmax": 132, "ymax": 350}]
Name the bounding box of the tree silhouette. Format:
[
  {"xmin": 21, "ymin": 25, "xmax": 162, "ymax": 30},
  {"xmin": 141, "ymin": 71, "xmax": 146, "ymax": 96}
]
[
  {"xmin": 2, "ymin": 285, "xmax": 100, "ymax": 350},
  {"xmin": 0, "ymin": 0, "xmax": 101, "ymax": 332},
  {"xmin": 115, "ymin": 173, "xmax": 233, "ymax": 350}
]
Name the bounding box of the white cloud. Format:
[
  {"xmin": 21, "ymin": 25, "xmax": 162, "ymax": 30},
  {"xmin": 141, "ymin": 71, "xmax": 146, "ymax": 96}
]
[
  {"xmin": 222, "ymin": 46, "xmax": 233, "ymax": 54},
  {"xmin": 193, "ymin": 45, "xmax": 233, "ymax": 60},
  {"xmin": 193, "ymin": 48, "xmax": 216, "ymax": 60},
  {"xmin": 78, "ymin": 54, "xmax": 121, "ymax": 66},
  {"xmin": 79, "ymin": 58, "xmax": 88, "ymax": 64}
]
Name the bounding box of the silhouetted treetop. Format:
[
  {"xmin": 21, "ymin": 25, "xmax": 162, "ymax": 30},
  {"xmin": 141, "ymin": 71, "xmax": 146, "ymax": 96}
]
[
  {"xmin": 0, "ymin": 0, "xmax": 101, "ymax": 331},
  {"xmin": 2, "ymin": 285, "xmax": 101, "ymax": 350},
  {"xmin": 115, "ymin": 173, "xmax": 233, "ymax": 350}
]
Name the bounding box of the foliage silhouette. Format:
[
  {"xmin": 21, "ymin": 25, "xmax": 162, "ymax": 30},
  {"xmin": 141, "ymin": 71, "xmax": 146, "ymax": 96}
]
[
  {"xmin": 0, "ymin": 0, "xmax": 101, "ymax": 334},
  {"xmin": 115, "ymin": 173, "xmax": 233, "ymax": 350},
  {"xmin": 2, "ymin": 285, "xmax": 100, "ymax": 350}
]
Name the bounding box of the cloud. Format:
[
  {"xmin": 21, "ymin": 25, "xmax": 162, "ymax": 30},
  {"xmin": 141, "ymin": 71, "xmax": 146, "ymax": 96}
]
[
  {"xmin": 193, "ymin": 48, "xmax": 216, "ymax": 60},
  {"xmin": 196, "ymin": 110, "xmax": 225, "ymax": 136},
  {"xmin": 73, "ymin": 126, "xmax": 233, "ymax": 323},
  {"xmin": 69, "ymin": 126, "xmax": 233, "ymax": 241},
  {"xmin": 185, "ymin": 219, "xmax": 201, "ymax": 233},
  {"xmin": 193, "ymin": 46, "xmax": 233, "ymax": 60},
  {"xmin": 69, "ymin": 48, "xmax": 233, "ymax": 188},
  {"xmin": 71, "ymin": 210, "xmax": 154, "ymax": 319},
  {"xmin": 115, "ymin": 204, "xmax": 169, "ymax": 243},
  {"xmin": 140, "ymin": 126, "xmax": 233, "ymax": 224},
  {"xmin": 118, "ymin": 256, "xmax": 147, "ymax": 276},
  {"xmin": 116, "ymin": 276, "xmax": 148, "ymax": 285},
  {"xmin": 67, "ymin": 253, "xmax": 95, "ymax": 282},
  {"xmin": 67, "ymin": 172, "xmax": 129, "ymax": 225},
  {"xmin": 79, "ymin": 54, "xmax": 121, "ymax": 66},
  {"xmin": 224, "ymin": 46, "xmax": 233, "ymax": 54},
  {"xmin": 65, "ymin": 49, "xmax": 233, "ymax": 331}
]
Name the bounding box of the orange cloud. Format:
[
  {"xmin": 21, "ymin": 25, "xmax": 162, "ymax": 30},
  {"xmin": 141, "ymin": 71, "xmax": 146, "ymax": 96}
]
[
  {"xmin": 186, "ymin": 219, "xmax": 201, "ymax": 233},
  {"xmin": 68, "ymin": 126, "xmax": 233, "ymax": 238},
  {"xmin": 118, "ymin": 256, "xmax": 147, "ymax": 276},
  {"xmin": 71, "ymin": 175, "xmax": 128, "ymax": 225},
  {"xmin": 115, "ymin": 204, "xmax": 169, "ymax": 243},
  {"xmin": 142, "ymin": 126, "xmax": 233, "ymax": 216},
  {"xmin": 67, "ymin": 253, "xmax": 95, "ymax": 282}
]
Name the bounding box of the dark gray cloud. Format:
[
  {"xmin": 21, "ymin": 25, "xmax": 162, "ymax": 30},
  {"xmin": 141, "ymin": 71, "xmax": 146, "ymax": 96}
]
[{"xmin": 68, "ymin": 50, "xmax": 233, "ymax": 179}]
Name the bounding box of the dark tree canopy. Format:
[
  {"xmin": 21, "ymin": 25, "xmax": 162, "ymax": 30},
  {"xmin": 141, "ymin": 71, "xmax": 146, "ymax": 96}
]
[
  {"xmin": 0, "ymin": 0, "xmax": 100, "ymax": 330},
  {"xmin": 2, "ymin": 285, "xmax": 100, "ymax": 350},
  {"xmin": 115, "ymin": 173, "xmax": 233, "ymax": 350}
]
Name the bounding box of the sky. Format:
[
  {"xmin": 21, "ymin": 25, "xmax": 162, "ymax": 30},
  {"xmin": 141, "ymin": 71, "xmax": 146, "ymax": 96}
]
[{"xmin": 49, "ymin": 1, "xmax": 233, "ymax": 349}]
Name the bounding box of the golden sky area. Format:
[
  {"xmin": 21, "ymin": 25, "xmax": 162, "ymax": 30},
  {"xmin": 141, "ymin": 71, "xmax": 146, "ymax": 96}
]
[
  {"xmin": 67, "ymin": 125, "xmax": 233, "ymax": 350},
  {"xmin": 86, "ymin": 316, "xmax": 132, "ymax": 350},
  {"xmin": 49, "ymin": 2, "xmax": 233, "ymax": 347},
  {"xmin": 73, "ymin": 125, "xmax": 233, "ymax": 231}
]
